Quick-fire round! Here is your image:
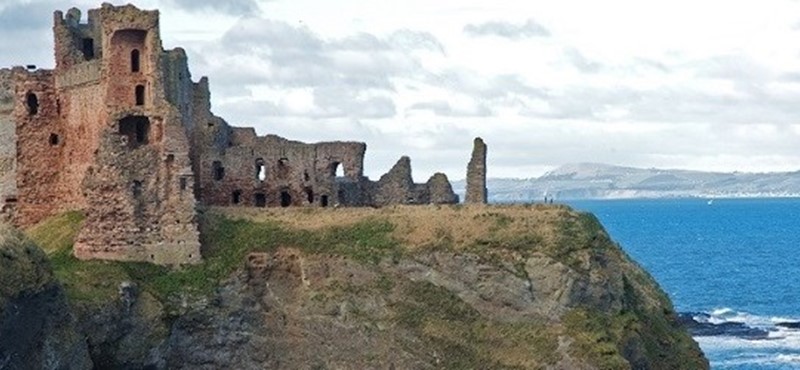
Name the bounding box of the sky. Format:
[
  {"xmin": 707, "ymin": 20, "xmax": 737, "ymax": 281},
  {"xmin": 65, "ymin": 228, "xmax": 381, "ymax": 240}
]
[{"xmin": 3, "ymin": 0, "xmax": 800, "ymax": 181}]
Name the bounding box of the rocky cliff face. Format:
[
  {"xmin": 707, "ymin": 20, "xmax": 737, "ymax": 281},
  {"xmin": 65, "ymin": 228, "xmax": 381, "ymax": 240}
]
[
  {"xmin": 0, "ymin": 223, "xmax": 92, "ymax": 370},
  {"xmin": 13, "ymin": 206, "xmax": 708, "ymax": 369}
]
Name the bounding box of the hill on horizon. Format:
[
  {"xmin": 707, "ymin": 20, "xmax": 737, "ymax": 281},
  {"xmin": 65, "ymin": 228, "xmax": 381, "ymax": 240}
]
[{"xmin": 453, "ymin": 162, "xmax": 800, "ymax": 201}]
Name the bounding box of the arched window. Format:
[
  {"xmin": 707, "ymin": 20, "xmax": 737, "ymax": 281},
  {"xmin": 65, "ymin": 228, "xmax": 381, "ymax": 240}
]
[
  {"xmin": 280, "ymin": 191, "xmax": 292, "ymax": 207},
  {"xmin": 255, "ymin": 158, "xmax": 266, "ymax": 182},
  {"xmin": 131, "ymin": 49, "xmax": 140, "ymax": 72},
  {"xmin": 135, "ymin": 85, "xmax": 145, "ymax": 106}
]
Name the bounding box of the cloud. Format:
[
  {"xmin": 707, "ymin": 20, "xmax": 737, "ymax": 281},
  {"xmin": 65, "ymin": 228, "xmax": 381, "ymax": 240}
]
[
  {"xmin": 563, "ymin": 48, "xmax": 603, "ymax": 73},
  {"xmin": 198, "ymin": 17, "xmax": 434, "ymax": 91},
  {"xmin": 463, "ymin": 19, "xmax": 550, "ymax": 39},
  {"xmin": 0, "ymin": 0, "xmax": 99, "ymax": 67},
  {"xmin": 407, "ymin": 100, "xmax": 492, "ymax": 117},
  {"xmin": 163, "ymin": 0, "xmax": 260, "ymax": 16}
]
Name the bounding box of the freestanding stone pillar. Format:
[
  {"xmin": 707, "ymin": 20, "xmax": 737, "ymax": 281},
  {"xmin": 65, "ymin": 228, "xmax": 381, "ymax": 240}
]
[{"xmin": 465, "ymin": 137, "xmax": 487, "ymax": 204}]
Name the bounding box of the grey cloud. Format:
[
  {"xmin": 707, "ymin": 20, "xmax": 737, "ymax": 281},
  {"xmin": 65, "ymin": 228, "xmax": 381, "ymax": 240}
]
[
  {"xmin": 407, "ymin": 100, "xmax": 492, "ymax": 117},
  {"xmin": 388, "ymin": 30, "xmax": 445, "ymax": 53},
  {"xmin": 192, "ymin": 17, "xmax": 440, "ymax": 96},
  {"xmin": 463, "ymin": 19, "xmax": 550, "ymax": 39},
  {"xmin": 0, "ymin": 1, "xmax": 58, "ymax": 30},
  {"xmin": 312, "ymin": 87, "xmax": 397, "ymax": 119},
  {"xmin": 214, "ymin": 87, "xmax": 396, "ymax": 120},
  {"xmin": 521, "ymin": 82, "xmax": 800, "ymax": 126},
  {"xmin": 164, "ymin": 0, "xmax": 260, "ymax": 16},
  {"xmin": 563, "ymin": 48, "xmax": 602, "ymax": 73},
  {"xmin": 691, "ymin": 54, "xmax": 770, "ymax": 82},
  {"xmin": 427, "ymin": 70, "xmax": 548, "ymax": 103},
  {"xmin": 0, "ymin": 0, "xmax": 96, "ymax": 67}
]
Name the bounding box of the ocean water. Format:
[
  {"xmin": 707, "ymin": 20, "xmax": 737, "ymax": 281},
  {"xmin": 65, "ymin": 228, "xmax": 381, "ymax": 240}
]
[{"xmin": 566, "ymin": 198, "xmax": 800, "ymax": 370}]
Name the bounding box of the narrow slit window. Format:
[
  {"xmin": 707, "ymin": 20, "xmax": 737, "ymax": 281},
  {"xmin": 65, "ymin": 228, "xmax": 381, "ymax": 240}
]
[
  {"xmin": 135, "ymin": 85, "xmax": 145, "ymax": 106},
  {"xmin": 131, "ymin": 49, "xmax": 140, "ymax": 72},
  {"xmin": 305, "ymin": 187, "xmax": 314, "ymax": 203},
  {"xmin": 49, "ymin": 133, "xmax": 59, "ymax": 146}
]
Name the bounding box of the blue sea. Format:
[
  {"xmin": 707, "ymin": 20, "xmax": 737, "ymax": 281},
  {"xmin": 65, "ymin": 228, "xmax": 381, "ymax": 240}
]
[{"xmin": 566, "ymin": 198, "xmax": 800, "ymax": 370}]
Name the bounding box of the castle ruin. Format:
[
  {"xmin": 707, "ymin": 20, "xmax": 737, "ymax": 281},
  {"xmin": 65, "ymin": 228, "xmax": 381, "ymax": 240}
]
[{"xmin": 0, "ymin": 4, "xmax": 477, "ymax": 265}]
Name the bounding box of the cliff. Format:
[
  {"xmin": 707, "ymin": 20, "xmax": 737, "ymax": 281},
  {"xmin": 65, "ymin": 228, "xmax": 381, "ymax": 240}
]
[
  {"xmin": 0, "ymin": 223, "xmax": 92, "ymax": 369},
  {"xmin": 4, "ymin": 206, "xmax": 707, "ymax": 369}
]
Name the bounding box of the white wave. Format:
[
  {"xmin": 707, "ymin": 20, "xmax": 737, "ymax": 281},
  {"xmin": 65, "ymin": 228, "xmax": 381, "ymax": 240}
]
[
  {"xmin": 776, "ymin": 354, "xmax": 800, "ymax": 363},
  {"xmin": 704, "ymin": 307, "xmax": 800, "ymax": 328}
]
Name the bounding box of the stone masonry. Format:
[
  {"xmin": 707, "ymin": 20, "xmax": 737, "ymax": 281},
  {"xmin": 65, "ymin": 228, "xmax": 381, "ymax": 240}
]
[
  {"xmin": 0, "ymin": 4, "xmax": 466, "ymax": 265},
  {"xmin": 465, "ymin": 137, "xmax": 488, "ymax": 204}
]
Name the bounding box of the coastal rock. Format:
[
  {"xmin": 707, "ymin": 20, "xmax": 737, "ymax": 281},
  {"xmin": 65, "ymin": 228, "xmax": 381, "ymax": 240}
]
[
  {"xmin": 25, "ymin": 206, "xmax": 708, "ymax": 369},
  {"xmin": 0, "ymin": 223, "xmax": 93, "ymax": 370}
]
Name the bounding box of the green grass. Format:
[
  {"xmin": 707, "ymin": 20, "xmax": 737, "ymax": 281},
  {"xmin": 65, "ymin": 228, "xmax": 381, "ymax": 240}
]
[
  {"xmin": 393, "ymin": 280, "xmax": 559, "ymax": 369},
  {"xmin": 25, "ymin": 210, "xmax": 400, "ymax": 310},
  {"xmin": 26, "ymin": 211, "xmax": 85, "ymax": 254}
]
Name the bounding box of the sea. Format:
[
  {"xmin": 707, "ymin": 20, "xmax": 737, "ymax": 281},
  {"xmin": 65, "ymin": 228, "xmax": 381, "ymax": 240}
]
[{"xmin": 565, "ymin": 198, "xmax": 800, "ymax": 370}]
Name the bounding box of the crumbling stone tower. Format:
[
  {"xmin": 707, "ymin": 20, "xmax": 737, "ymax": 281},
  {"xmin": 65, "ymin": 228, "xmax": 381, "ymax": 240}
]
[
  {"xmin": 1, "ymin": 5, "xmax": 201, "ymax": 264},
  {"xmin": 0, "ymin": 3, "xmax": 463, "ymax": 265},
  {"xmin": 465, "ymin": 137, "xmax": 487, "ymax": 204}
]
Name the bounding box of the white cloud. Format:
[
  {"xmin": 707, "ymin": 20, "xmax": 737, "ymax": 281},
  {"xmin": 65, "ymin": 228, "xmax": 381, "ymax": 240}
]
[{"xmin": 3, "ymin": 0, "xmax": 800, "ymax": 181}]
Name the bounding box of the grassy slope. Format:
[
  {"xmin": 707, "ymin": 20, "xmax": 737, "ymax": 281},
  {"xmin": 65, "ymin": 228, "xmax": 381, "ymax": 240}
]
[{"xmin": 24, "ymin": 205, "xmax": 705, "ymax": 369}]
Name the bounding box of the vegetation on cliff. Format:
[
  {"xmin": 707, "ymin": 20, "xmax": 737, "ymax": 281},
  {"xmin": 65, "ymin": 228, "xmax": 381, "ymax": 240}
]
[{"xmin": 21, "ymin": 204, "xmax": 708, "ymax": 369}]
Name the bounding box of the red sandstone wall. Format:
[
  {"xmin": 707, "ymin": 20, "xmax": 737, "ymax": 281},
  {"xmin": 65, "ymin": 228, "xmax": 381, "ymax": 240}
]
[{"xmin": 13, "ymin": 69, "xmax": 63, "ymax": 226}]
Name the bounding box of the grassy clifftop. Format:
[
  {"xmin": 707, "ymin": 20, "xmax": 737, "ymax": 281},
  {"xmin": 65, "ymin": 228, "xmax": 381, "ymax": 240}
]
[{"xmin": 24, "ymin": 204, "xmax": 708, "ymax": 369}]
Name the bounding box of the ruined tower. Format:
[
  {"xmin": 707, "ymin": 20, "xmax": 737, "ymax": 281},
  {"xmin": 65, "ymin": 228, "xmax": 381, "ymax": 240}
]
[
  {"xmin": 1, "ymin": 5, "xmax": 202, "ymax": 264},
  {"xmin": 0, "ymin": 3, "xmax": 461, "ymax": 265},
  {"xmin": 465, "ymin": 137, "xmax": 487, "ymax": 204}
]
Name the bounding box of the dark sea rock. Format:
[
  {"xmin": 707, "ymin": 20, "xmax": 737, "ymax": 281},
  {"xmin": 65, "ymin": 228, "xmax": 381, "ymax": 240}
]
[
  {"xmin": 678, "ymin": 312, "xmax": 771, "ymax": 339},
  {"xmin": 0, "ymin": 224, "xmax": 93, "ymax": 370},
  {"xmin": 775, "ymin": 321, "xmax": 800, "ymax": 329}
]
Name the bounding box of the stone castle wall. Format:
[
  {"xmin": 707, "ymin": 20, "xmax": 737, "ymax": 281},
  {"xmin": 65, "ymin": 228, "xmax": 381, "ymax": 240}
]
[
  {"xmin": 1, "ymin": 3, "xmax": 461, "ymax": 265},
  {"xmin": 465, "ymin": 137, "xmax": 487, "ymax": 204}
]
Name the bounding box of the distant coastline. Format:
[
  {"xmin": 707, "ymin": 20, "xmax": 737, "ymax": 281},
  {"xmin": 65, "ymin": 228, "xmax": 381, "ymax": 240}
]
[{"xmin": 453, "ymin": 162, "xmax": 800, "ymax": 201}]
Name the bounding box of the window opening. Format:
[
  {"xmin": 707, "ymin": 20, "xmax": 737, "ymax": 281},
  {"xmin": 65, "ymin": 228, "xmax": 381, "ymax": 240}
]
[
  {"xmin": 255, "ymin": 158, "xmax": 266, "ymax": 182},
  {"xmin": 118, "ymin": 116, "xmax": 150, "ymax": 148},
  {"xmin": 135, "ymin": 85, "xmax": 145, "ymax": 106},
  {"xmin": 131, "ymin": 49, "xmax": 140, "ymax": 72},
  {"xmin": 305, "ymin": 187, "xmax": 314, "ymax": 203},
  {"xmin": 132, "ymin": 180, "xmax": 143, "ymax": 197},
  {"xmin": 280, "ymin": 191, "xmax": 292, "ymax": 207},
  {"xmin": 212, "ymin": 161, "xmax": 225, "ymax": 181},
  {"xmin": 82, "ymin": 38, "xmax": 94, "ymax": 60},
  {"xmin": 26, "ymin": 93, "xmax": 38, "ymax": 115},
  {"xmin": 255, "ymin": 193, "xmax": 266, "ymax": 207},
  {"xmin": 232, "ymin": 190, "xmax": 242, "ymax": 204},
  {"xmin": 331, "ymin": 162, "xmax": 344, "ymax": 177}
]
